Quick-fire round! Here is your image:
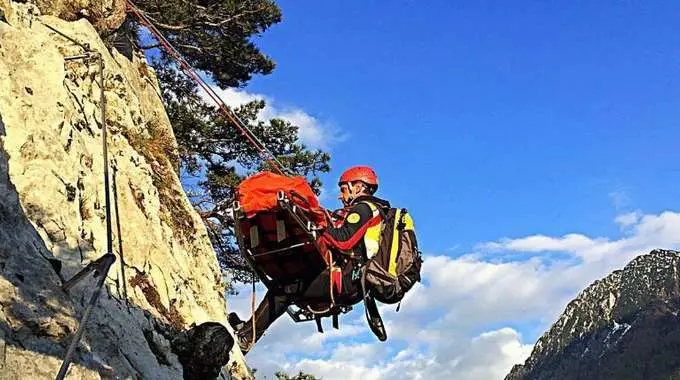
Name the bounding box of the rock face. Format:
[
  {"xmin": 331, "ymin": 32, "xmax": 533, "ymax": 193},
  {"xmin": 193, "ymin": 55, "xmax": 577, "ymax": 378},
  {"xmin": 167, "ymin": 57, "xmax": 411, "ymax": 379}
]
[
  {"xmin": 506, "ymin": 249, "xmax": 680, "ymax": 380},
  {"xmin": 30, "ymin": 0, "xmax": 126, "ymax": 33},
  {"xmin": 0, "ymin": 1, "xmax": 249, "ymax": 379}
]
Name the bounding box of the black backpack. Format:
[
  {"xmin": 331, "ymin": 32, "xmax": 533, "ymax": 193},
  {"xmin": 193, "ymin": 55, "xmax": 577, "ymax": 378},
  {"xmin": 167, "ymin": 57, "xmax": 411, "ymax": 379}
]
[{"xmin": 361, "ymin": 206, "xmax": 423, "ymax": 305}]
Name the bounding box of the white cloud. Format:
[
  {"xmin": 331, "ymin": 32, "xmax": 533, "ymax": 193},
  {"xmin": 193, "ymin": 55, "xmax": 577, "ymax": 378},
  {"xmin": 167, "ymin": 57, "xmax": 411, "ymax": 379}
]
[
  {"xmin": 439, "ymin": 328, "xmax": 533, "ymax": 380},
  {"xmin": 203, "ymin": 87, "xmax": 345, "ymax": 150},
  {"xmin": 615, "ymin": 211, "xmax": 642, "ymax": 229},
  {"xmin": 484, "ymin": 211, "xmax": 680, "ymax": 264},
  {"xmin": 286, "ymin": 327, "xmax": 531, "ymax": 380},
  {"xmin": 330, "ymin": 342, "xmax": 387, "ymax": 364},
  {"xmin": 227, "ymin": 210, "xmax": 680, "ymax": 379},
  {"xmin": 213, "ymin": 87, "xmax": 265, "ymax": 107},
  {"xmin": 479, "ymin": 233, "xmax": 603, "ymax": 254},
  {"xmin": 609, "ymin": 189, "xmax": 631, "ymax": 210}
]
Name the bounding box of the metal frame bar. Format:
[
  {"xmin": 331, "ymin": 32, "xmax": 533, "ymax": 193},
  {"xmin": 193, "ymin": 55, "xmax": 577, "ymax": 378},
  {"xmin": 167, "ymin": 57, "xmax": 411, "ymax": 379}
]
[
  {"xmin": 250, "ymin": 242, "xmax": 312, "ymax": 258},
  {"xmin": 232, "ymin": 192, "xmax": 354, "ymax": 325},
  {"xmin": 232, "ymin": 202, "xmax": 276, "ymax": 289},
  {"xmin": 286, "ymin": 303, "xmax": 353, "ymax": 323}
]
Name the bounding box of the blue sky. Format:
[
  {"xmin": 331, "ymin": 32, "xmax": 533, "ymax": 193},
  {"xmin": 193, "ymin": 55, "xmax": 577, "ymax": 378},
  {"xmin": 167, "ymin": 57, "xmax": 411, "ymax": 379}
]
[
  {"xmin": 189, "ymin": 1, "xmax": 680, "ymax": 378},
  {"xmin": 239, "ymin": 1, "xmax": 680, "ymax": 254}
]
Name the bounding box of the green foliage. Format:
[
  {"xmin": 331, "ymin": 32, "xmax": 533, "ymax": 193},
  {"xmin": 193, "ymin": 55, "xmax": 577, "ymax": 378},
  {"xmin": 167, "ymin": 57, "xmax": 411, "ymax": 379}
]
[
  {"xmin": 274, "ymin": 371, "xmax": 321, "ymax": 380},
  {"xmin": 127, "ymin": 1, "xmax": 331, "ymax": 291},
  {"xmin": 132, "ymin": 0, "xmax": 281, "ymax": 88},
  {"xmin": 152, "ymin": 60, "xmax": 330, "ymax": 288}
]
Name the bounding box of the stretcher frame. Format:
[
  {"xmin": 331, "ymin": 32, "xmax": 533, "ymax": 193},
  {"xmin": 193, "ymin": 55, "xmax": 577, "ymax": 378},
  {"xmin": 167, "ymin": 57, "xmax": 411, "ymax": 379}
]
[{"xmin": 232, "ymin": 191, "xmax": 352, "ymax": 328}]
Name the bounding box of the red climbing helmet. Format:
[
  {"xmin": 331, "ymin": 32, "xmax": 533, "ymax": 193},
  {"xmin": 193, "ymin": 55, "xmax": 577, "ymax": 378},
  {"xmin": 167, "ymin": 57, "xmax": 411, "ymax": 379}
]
[{"xmin": 338, "ymin": 165, "xmax": 379, "ymax": 189}]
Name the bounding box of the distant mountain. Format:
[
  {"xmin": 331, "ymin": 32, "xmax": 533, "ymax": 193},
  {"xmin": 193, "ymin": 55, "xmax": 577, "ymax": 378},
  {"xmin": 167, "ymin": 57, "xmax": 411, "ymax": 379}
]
[{"xmin": 506, "ymin": 249, "xmax": 680, "ymax": 380}]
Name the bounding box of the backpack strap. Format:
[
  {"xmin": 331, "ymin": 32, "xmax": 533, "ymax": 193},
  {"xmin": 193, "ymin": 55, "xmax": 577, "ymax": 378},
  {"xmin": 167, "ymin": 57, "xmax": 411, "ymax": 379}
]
[
  {"xmin": 397, "ymin": 208, "xmax": 408, "ymax": 230},
  {"xmin": 315, "ymin": 316, "xmax": 323, "ymax": 333},
  {"xmin": 360, "ymin": 268, "xmax": 371, "ymax": 326},
  {"xmin": 359, "ymin": 199, "xmax": 387, "ymax": 220},
  {"xmin": 360, "ymin": 266, "xmax": 387, "ymax": 341},
  {"xmin": 332, "ymin": 313, "xmax": 339, "ymax": 330}
]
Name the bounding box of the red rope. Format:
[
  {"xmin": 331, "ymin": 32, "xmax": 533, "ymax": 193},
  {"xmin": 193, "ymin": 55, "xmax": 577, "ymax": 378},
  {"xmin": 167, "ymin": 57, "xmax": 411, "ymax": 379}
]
[{"xmin": 126, "ymin": 1, "xmax": 286, "ymax": 175}]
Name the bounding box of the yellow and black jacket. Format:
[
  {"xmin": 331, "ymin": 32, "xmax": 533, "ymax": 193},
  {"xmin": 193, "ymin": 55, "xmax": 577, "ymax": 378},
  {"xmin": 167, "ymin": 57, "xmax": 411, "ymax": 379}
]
[{"xmin": 320, "ymin": 196, "xmax": 391, "ymax": 261}]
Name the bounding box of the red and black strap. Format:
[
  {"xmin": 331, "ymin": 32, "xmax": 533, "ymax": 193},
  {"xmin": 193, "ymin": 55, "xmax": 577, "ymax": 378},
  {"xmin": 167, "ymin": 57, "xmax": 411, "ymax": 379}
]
[{"xmin": 320, "ymin": 203, "xmax": 379, "ymax": 251}]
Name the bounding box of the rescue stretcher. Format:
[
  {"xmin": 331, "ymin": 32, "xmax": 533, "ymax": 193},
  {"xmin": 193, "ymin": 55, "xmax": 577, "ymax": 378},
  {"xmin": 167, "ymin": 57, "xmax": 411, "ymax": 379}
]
[{"xmin": 232, "ymin": 172, "xmax": 352, "ymax": 330}]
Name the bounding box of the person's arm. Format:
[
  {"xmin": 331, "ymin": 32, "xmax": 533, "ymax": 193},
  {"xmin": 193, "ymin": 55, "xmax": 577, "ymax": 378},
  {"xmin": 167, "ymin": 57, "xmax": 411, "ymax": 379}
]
[
  {"xmin": 322, "ymin": 207, "xmax": 336, "ymax": 225},
  {"xmin": 320, "ymin": 203, "xmax": 380, "ymax": 251}
]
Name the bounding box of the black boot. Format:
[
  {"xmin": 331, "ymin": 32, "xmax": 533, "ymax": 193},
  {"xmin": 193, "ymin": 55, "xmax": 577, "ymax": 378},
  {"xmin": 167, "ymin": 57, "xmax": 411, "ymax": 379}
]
[
  {"xmin": 235, "ymin": 330, "xmax": 254, "ymax": 355},
  {"xmin": 228, "ymin": 312, "xmax": 254, "ymax": 354},
  {"xmin": 228, "ymin": 312, "xmax": 245, "ymax": 331}
]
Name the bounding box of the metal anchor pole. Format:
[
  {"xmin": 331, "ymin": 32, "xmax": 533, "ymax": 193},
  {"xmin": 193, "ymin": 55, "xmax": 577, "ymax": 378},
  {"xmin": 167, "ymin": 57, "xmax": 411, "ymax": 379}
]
[{"xmin": 55, "ymin": 48, "xmax": 117, "ymax": 380}]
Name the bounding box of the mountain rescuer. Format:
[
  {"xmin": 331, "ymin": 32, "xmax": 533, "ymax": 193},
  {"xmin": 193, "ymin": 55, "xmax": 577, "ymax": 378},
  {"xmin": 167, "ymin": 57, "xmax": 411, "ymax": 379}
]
[{"xmin": 228, "ymin": 165, "xmax": 390, "ymax": 354}]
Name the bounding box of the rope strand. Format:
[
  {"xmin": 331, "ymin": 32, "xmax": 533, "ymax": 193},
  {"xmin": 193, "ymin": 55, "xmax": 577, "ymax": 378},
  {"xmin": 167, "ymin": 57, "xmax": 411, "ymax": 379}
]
[
  {"xmin": 126, "ymin": 1, "xmax": 290, "ymax": 175},
  {"xmin": 250, "ymin": 272, "xmax": 256, "ymax": 347}
]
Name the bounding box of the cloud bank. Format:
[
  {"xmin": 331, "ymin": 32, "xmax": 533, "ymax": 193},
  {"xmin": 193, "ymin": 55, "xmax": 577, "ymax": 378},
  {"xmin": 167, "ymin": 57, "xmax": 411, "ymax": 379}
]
[
  {"xmin": 204, "ymin": 87, "xmax": 346, "ymax": 150},
  {"xmin": 227, "ymin": 210, "xmax": 680, "ymax": 379}
]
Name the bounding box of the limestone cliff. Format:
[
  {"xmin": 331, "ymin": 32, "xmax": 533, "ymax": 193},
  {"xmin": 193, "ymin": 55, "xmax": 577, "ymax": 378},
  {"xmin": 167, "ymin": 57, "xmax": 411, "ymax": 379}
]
[{"xmin": 0, "ymin": 1, "xmax": 249, "ymax": 378}]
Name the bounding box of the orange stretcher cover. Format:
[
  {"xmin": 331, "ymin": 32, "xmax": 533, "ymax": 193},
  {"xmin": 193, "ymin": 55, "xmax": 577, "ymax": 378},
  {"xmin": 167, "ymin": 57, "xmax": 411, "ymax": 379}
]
[{"xmin": 237, "ymin": 171, "xmax": 327, "ymax": 228}]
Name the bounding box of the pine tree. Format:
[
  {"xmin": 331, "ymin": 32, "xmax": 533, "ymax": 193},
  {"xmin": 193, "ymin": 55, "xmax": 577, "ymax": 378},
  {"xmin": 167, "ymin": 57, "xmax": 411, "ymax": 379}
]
[
  {"xmin": 132, "ymin": 0, "xmax": 281, "ymax": 87},
  {"xmin": 123, "ymin": 1, "xmax": 331, "ymax": 290}
]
